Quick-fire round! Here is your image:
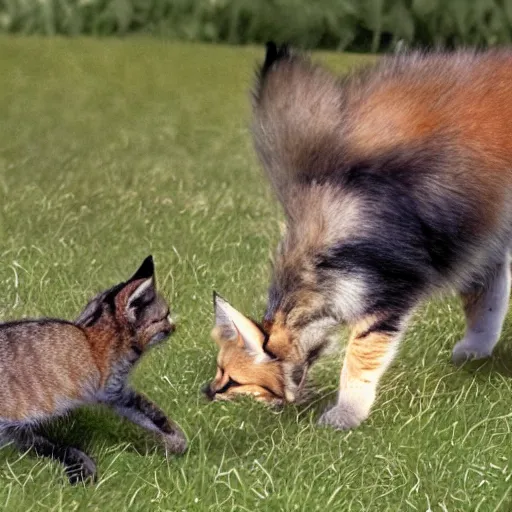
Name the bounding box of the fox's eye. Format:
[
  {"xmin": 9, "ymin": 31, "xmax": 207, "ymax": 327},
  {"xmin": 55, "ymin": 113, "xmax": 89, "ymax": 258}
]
[{"xmin": 217, "ymin": 377, "xmax": 241, "ymax": 394}]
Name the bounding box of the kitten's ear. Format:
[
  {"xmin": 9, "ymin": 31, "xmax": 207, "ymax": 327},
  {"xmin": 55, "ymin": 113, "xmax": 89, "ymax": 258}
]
[
  {"xmin": 212, "ymin": 292, "xmax": 270, "ymax": 361},
  {"xmin": 126, "ymin": 277, "xmax": 156, "ymax": 322},
  {"xmin": 129, "ymin": 255, "xmax": 155, "ymax": 282},
  {"xmin": 122, "ymin": 255, "xmax": 157, "ymax": 322}
]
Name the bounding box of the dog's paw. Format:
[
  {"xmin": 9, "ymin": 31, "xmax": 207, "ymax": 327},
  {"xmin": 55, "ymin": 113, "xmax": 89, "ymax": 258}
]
[
  {"xmin": 451, "ymin": 338, "xmax": 493, "ymax": 366},
  {"xmin": 318, "ymin": 391, "xmax": 372, "ymax": 430},
  {"xmin": 318, "ymin": 404, "xmax": 365, "ymax": 430}
]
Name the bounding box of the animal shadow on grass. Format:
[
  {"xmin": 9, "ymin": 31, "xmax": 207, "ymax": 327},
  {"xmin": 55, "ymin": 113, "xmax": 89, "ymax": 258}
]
[
  {"xmin": 474, "ymin": 341, "xmax": 512, "ymax": 378},
  {"xmin": 50, "ymin": 407, "xmax": 171, "ymax": 457},
  {"xmin": 457, "ymin": 322, "xmax": 512, "ymax": 380},
  {"xmin": 0, "ymin": 406, "xmax": 170, "ymax": 482}
]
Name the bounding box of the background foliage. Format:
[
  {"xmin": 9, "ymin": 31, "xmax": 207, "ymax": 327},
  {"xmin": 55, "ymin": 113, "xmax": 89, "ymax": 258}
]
[{"xmin": 2, "ymin": 0, "xmax": 512, "ymax": 52}]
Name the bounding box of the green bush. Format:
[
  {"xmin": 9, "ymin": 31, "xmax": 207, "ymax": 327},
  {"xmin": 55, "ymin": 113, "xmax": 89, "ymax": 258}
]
[{"xmin": 1, "ymin": 0, "xmax": 512, "ymax": 52}]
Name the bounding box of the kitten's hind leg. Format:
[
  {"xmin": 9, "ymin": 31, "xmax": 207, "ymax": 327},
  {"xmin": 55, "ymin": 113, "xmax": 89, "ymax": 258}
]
[
  {"xmin": 452, "ymin": 255, "xmax": 511, "ymax": 365},
  {"xmin": 0, "ymin": 424, "xmax": 9, "ymax": 447},
  {"xmin": 7, "ymin": 426, "xmax": 96, "ymax": 484}
]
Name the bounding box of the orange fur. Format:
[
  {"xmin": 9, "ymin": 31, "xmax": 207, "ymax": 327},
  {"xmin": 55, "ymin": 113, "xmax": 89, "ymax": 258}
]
[
  {"xmin": 343, "ymin": 53, "xmax": 512, "ymax": 232},
  {"xmin": 211, "ymin": 340, "xmax": 285, "ymax": 400},
  {"xmin": 265, "ymin": 312, "xmax": 297, "ymax": 360},
  {"xmin": 206, "ymin": 297, "xmax": 285, "ymax": 402},
  {"xmin": 345, "ymin": 319, "xmax": 396, "ymax": 379}
]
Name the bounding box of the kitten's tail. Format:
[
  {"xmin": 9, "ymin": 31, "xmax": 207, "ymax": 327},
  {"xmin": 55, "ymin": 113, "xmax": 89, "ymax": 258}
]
[{"xmin": 252, "ymin": 42, "xmax": 345, "ymax": 202}]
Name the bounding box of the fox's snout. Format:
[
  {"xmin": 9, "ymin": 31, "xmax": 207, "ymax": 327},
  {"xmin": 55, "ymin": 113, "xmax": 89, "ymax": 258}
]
[{"xmin": 201, "ymin": 382, "xmax": 215, "ymax": 401}]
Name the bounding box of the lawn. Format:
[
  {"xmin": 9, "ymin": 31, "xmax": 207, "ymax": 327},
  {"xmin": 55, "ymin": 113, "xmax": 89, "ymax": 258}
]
[{"xmin": 1, "ymin": 37, "xmax": 512, "ymax": 511}]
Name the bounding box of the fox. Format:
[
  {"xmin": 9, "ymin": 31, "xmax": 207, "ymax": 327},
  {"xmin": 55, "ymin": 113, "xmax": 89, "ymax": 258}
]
[
  {"xmin": 0, "ymin": 255, "xmax": 186, "ymax": 483},
  {"xmin": 204, "ymin": 42, "xmax": 512, "ymax": 430}
]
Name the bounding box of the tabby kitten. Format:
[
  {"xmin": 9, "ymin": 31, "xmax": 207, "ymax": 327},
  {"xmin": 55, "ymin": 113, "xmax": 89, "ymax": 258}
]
[{"xmin": 0, "ymin": 255, "xmax": 186, "ymax": 483}]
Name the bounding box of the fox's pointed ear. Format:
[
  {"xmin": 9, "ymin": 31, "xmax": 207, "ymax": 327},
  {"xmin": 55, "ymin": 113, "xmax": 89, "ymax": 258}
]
[
  {"xmin": 213, "ymin": 292, "xmax": 238, "ymax": 342},
  {"xmin": 212, "ymin": 292, "xmax": 270, "ymax": 361},
  {"xmin": 129, "ymin": 255, "xmax": 155, "ymax": 282}
]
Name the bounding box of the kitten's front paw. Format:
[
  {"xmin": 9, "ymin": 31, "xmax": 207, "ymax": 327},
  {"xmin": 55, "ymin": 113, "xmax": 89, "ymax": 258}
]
[
  {"xmin": 451, "ymin": 338, "xmax": 493, "ymax": 366},
  {"xmin": 318, "ymin": 392, "xmax": 372, "ymax": 430},
  {"xmin": 65, "ymin": 449, "xmax": 97, "ymax": 485},
  {"xmin": 163, "ymin": 430, "xmax": 187, "ymax": 455}
]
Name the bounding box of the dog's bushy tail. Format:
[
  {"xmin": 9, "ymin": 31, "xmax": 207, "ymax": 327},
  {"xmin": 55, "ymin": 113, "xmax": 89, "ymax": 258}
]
[{"xmin": 252, "ymin": 42, "xmax": 345, "ymax": 203}]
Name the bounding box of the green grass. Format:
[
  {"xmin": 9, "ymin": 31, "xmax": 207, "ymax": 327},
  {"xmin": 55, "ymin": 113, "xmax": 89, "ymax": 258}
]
[{"xmin": 1, "ymin": 38, "xmax": 512, "ymax": 511}]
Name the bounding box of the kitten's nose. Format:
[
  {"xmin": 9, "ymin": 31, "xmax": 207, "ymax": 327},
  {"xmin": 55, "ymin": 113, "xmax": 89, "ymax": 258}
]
[{"xmin": 167, "ymin": 314, "xmax": 176, "ymax": 335}]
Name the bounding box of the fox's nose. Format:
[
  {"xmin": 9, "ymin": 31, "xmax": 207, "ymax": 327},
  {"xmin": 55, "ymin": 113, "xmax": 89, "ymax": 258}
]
[{"xmin": 201, "ymin": 383, "xmax": 215, "ymax": 401}]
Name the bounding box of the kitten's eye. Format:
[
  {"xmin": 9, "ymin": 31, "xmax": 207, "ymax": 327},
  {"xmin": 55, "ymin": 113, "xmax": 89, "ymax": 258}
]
[{"xmin": 150, "ymin": 311, "xmax": 172, "ymax": 326}]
